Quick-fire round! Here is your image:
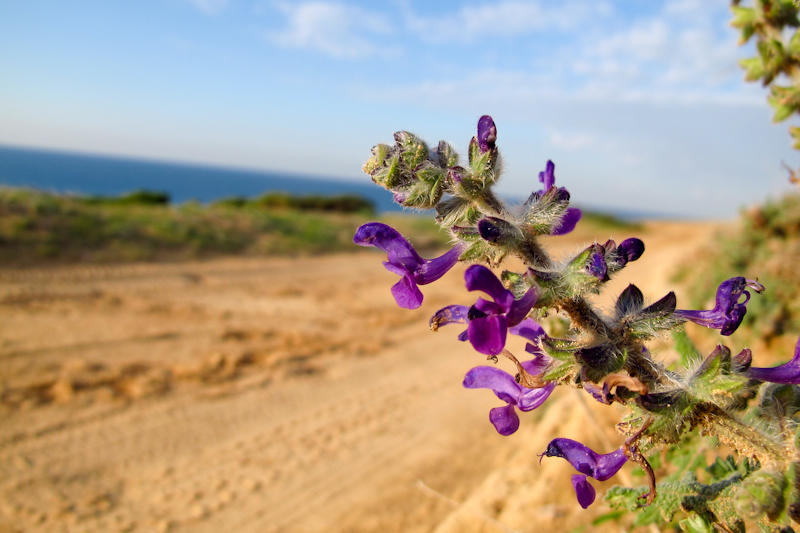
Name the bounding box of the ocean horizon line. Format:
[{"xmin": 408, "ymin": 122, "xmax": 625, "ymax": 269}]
[{"xmin": 0, "ymin": 144, "xmax": 689, "ymax": 220}]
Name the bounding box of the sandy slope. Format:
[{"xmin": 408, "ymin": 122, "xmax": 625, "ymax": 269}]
[{"xmin": 0, "ymin": 221, "xmax": 722, "ymax": 533}]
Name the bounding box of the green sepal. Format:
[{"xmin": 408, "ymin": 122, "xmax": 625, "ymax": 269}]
[
  {"xmin": 469, "ymin": 148, "xmax": 497, "ymax": 186},
  {"xmin": 436, "ymin": 197, "xmax": 472, "ymax": 227},
  {"xmin": 688, "ymin": 345, "xmax": 750, "ymax": 407},
  {"xmin": 370, "ymin": 153, "xmax": 403, "ymax": 189},
  {"xmin": 434, "ymin": 140, "xmax": 458, "ymax": 168},
  {"xmin": 520, "ymin": 187, "xmax": 571, "ymax": 236},
  {"xmin": 541, "ymin": 358, "xmax": 578, "ymax": 383},
  {"xmin": 394, "ymin": 131, "xmax": 428, "ymax": 170},
  {"xmin": 398, "ymin": 177, "xmax": 444, "ymax": 209},
  {"xmin": 458, "ymin": 239, "xmax": 506, "ymax": 267},
  {"xmin": 363, "ymin": 143, "xmax": 393, "ymax": 175},
  {"xmin": 618, "ymin": 291, "xmax": 679, "ymax": 340},
  {"xmin": 450, "ymin": 225, "xmax": 480, "ymax": 241},
  {"xmin": 561, "ymin": 244, "xmax": 604, "ymax": 296}
]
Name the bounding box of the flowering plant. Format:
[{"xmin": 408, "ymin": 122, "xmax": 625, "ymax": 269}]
[{"xmin": 355, "ymin": 115, "xmax": 800, "ymax": 532}]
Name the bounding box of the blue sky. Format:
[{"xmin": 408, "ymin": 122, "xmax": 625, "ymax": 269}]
[{"xmin": 0, "ymin": 0, "xmax": 798, "ymax": 217}]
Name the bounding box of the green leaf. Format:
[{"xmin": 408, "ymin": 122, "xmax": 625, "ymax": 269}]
[
  {"xmin": 740, "ymin": 57, "xmax": 766, "ymax": 81},
  {"xmin": 591, "ymin": 510, "xmax": 625, "ymax": 526}
]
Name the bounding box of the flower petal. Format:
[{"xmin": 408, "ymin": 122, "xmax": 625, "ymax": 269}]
[
  {"xmin": 748, "ymin": 335, "xmax": 800, "ymax": 384},
  {"xmin": 489, "ymin": 404, "xmax": 520, "ymax": 435},
  {"xmin": 467, "ymin": 315, "xmax": 507, "ymax": 355},
  {"xmin": 517, "ymin": 381, "xmax": 556, "ymax": 411},
  {"xmin": 390, "ymin": 275, "xmax": 423, "ymax": 309},
  {"xmin": 430, "ymin": 305, "xmax": 469, "ymax": 330},
  {"xmin": 617, "ymin": 238, "xmax": 645, "ymax": 265},
  {"xmin": 477, "ymin": 115, "xmax": 497, "ymax": 153},
  {"xmin": 506, "ymin": 287, "xmax": 538, "ymax": 326},
  {"xmin": 353, "ymin": 223, "xmax": 423, "ymax": 270},
  {"xmin": 463, "ymin": 366, "xmax": 522, "ymax": 404},
  {"xmin": 538, "ymin": 160, "xmax": 556, "ymax": 191},
  {"xmin": 416, "ymin": 244, "xmax": 464, "ymax": 285},
  {"xmin": 541, "ymin": 438, "xmax": 627, "ymax": 481},
  {"xmin": 551, "ymin": 207, "xmax": 582, "ymax": 236},
  {"xmin": 509, "ymin": 318, "xmax": 546, "ymax": 343},
  {"xmin": 464, "ymin": 265, "xmax": 514, "ymax": 311},
  {"xmin": 571, "ymin": 475, "xmax": 596, "ymax": 509}
]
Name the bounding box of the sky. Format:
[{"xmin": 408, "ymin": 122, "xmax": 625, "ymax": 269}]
[{"xmin": 1, "ymin": 0, "xmax": 798, "ymax": 218}]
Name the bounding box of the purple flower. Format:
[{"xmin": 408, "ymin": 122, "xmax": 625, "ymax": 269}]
[
  {"xmin": 540, "ymin": 438, "xmax": 628, "ymax": 508},
  {"xmin": 477, "ymin": 115, "xmax": 497, "ymax": 152},
  {"xmin": 616, "ymin": 238, "xmax": 645, "ymax": 266},
  {"xmin": 465, "ymin": 266, "xmax": 538, "ymax": 354},
  {"xmin": 463, "ymin": 357, "xmax": 555, "ymax": 435},
  {"xmin": 354, "ymin": 222, "xmax": 463, "ymax": 309},
  {"xmin": 748, "ymin": 335, "xmax": 800, "ymax": 384},
  {"xmin": 537, "ymin": 160, "xmax": 582, "ymax": 236},
  {"xmin": 587, "ymin": 244, "xmax": 608, "ymax": 280},
  {"xmin": 673, "ymin": 277, "xmax": 764, "ymax": 336}
]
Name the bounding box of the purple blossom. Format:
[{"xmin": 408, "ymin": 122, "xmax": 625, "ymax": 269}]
[
  {"xmin": 461, "ymin": 265, "xmax": 537, "ymax": 355},
  {"xmin": 463, "ymin": 357, "xmax": 555, "ymax": 435},
  {"xmin": 748, "ymin": 335, "xmax": 800, "ymax": 384},
  {"xmin": 587, "ymin": 244, "xmax": 608, "ymax": 280},
  {"xmin": 537, "ymin": 160, "xmax": 582, "ymax": 236},
  {"xmin": 673, "ymin": 277, "xmax": 765, "ymax": 336},
  {"xmin": 540, "ymin": 438, "xmax": 628, "ymax": 508},
  {"xmin": 354, "ymin": 222, "xmax": 463, "ymax": 310},
  {"xmin": 617, "ymin": 238, "xmax": 645, "ymax": 266},
  {"xmin": 477, "ymin": 115, "xmax": 497, "ymax": 152}
]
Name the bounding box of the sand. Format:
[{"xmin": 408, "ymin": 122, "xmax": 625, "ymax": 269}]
[{"xmin": 0, "ymin": 220, "xmax": 723, "ymax": 533}]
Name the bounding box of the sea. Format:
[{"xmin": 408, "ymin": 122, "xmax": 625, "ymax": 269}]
[
  {"xmin": 0, "ymin": 144, "xmax": 671, "ymax": 219},
  {"xmin": 0, "ymin": 145, "xmax": 403, "ymax": 213}
]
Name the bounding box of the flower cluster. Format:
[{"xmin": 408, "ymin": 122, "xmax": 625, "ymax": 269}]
[{"xmin": 355, "ymin": 115, "xmax": 800, "ymax": 530}]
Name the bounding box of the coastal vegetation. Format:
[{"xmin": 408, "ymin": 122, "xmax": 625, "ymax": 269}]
[{"xmin": 0, "ymin": 187, "xmax": 449, "ymax": 264}]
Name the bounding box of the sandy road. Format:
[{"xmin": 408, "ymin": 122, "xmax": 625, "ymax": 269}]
[{"xmin": 0, "ymin": 220, "xmax": 722, "ymax": 532}]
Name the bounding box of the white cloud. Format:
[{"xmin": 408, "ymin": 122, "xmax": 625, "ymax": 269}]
[
  {"xmin": 401, "ymin": 0, "xmax": 612, "ymax": 43},
  {"xmin": 184, "ymin": 0, "xmax": 230, "ymax": 15},
  {"xmin": 266, "ymin": 1, "xmax": 396, "ymax": 59}
]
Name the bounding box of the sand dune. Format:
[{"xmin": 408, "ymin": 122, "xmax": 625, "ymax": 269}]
[{"xmin": 0, "ymin": 221, "xmax": 721, "ymax": 532}]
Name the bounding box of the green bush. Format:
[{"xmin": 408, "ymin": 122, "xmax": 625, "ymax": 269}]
[{"xmin": 0, "ymin": 187, "xmax": 432, "ymax": 264}]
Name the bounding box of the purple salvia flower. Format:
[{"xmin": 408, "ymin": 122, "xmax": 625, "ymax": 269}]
[
  {"xmin": 588, "ymin": 247, "xmax": 608, "ymax": 280},
  {"xmin": 477, "ymin": 115, "xmax": 497, "ymax": 153},
  {"xmin": 617, "ymin": 238, "xmax": 645, "ymax": 266},
  {"xmin": 572, "ymin": 475, "xmax": 596, "ymax": 509},
  {"xmin": 536, "ymin": 160, "xmax": 582, "ymax": 236},
  {"xmin": 748, "ymin": 335, "xmax": 800, "ymax": 384},
  {"xmin": 463, "ymin": 357, "xmax": 555, "ymax": 435},
  {"xmin": 464, "ymin": 265, "xmax": 537, "ymax": 355},
  {"xmin": 540, "ymin": 438, "xmax": 628, "ymax": 508},
  {"xmin": 673, "ymin": 277, "xmax": 765, "ymax": 336},
  {"xmin": 538, "ymin": 160, "xmax": 557, "ymax": 191},
  {"xmin": 354, "ymin": 222, "xmax": 463, "ymax": 310},
  {"xmin": 552, "ymin": 207, "xmax": 583, "ymax": 236}
]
